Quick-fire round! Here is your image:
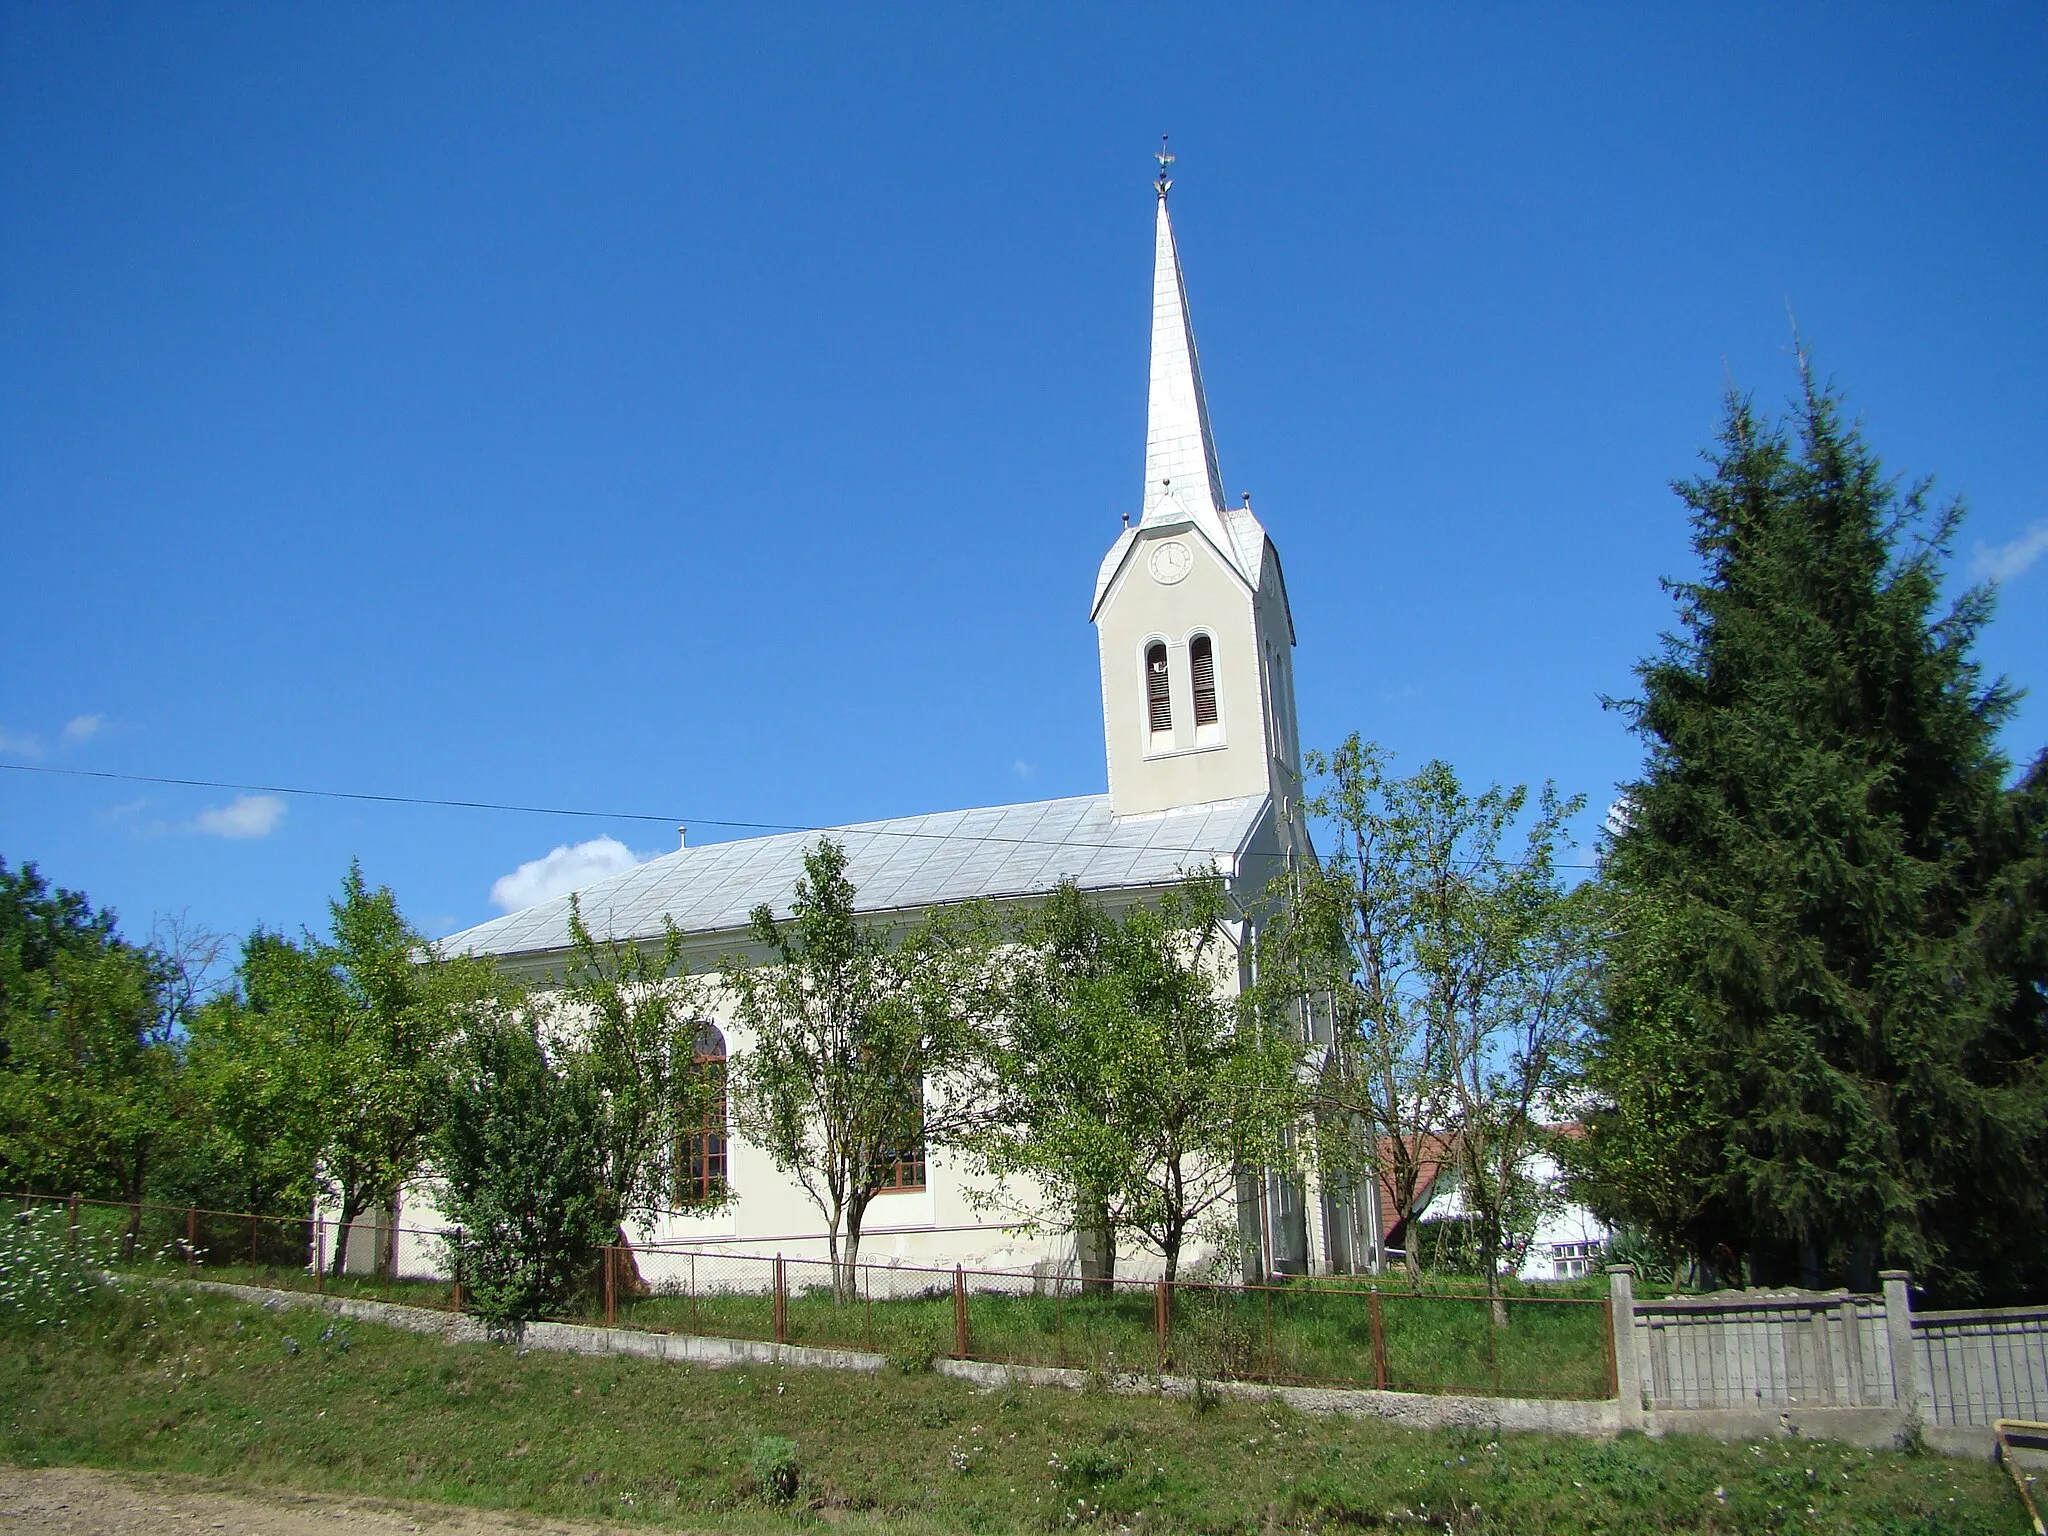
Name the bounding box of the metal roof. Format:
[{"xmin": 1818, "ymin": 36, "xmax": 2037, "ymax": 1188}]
[{"xmin": 437, "ymin": 792, "xmax": 1273, "ymax": 961}]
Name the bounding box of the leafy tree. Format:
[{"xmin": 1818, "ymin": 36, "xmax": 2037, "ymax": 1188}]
[
  {"xmin": 157, "ymin": 932, "xmax": 331, "ymax": 1218},
  {"xmin": 724, "ymin": 839, "xmax": 999, "ymax": 1301},
  {"xmin": 1261, "ymin": 747, "xmax": 1592, "ymax": 1308},
  {"xmin": 435, "ymin": 1005, "xmax": 615, "ymax": 1332},
  {"xmin": 0, "ymin": 860, "xmax": 178, "ymax": 1244},
  {"xmin": 981, "ymin": 873, "xmax": 1305, "ymax": 1286},
  {"xmin": 532, "ymin": 899, "xmax": 730, "ymax": 1242},
  {"xmin": 248, "ymin": 862, "xmax": 493, "ymax": 1276},
  {"xmin": 1587, "ymin": 371, "xmax": 2048, "ymax": 1300},
  {"xmin": 967, "ymin": 879, "xmax": 1139, "ymax": 1288}
]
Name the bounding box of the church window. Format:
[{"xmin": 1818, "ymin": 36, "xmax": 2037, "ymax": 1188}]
[
  {"xmin": 1145, "ymin": 642, "xmax": 1173, "ymax": 736},
  {"xmin": 1190, "ymin": 634, "xmax": 1218, "ymax": 727},
  {"xmin": 873, "ymin": 1083, "xmax": 927, "ymax": 1192},
  {"xmin": 679, "ymin": 1023, "xmax": 728, "ymax": 1204}
]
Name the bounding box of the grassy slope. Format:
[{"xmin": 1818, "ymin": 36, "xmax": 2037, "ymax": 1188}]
[{"xmin": 0, "ymin": 1286, "xmax": 2027, "ymax": 1536}]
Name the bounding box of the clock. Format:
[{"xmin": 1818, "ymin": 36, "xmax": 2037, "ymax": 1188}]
[{"xmin": 1147, "ymin": 539, "xmax": 1193, "ymax": 585}]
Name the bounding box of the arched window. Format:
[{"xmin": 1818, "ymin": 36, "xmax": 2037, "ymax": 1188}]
[
  {"xmin": 1145, "ymin": 641, "xmax": 1173, "ymax": 736},
  {"xmin": 680, "ymin": 1023, "xmax": 727, "ymax": 1204},
  {"xmin": 874, "ymin": 1081, "xmax": 927, "ymax": 1192},
  {"xmin": 1190, "ymin": 634, "xmax": 1218, "ymax": 728}
]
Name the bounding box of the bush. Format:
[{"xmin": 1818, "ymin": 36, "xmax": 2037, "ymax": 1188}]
[
  {"xmin": 748, "ymin": 1433, "xmax": 800, "ymax": 1502},
  {"xmin": 0, "ymin": 1207, "xmax": 115, "ymax": 1333}
]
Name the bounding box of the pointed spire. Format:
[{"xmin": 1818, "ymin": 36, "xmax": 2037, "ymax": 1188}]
[{"xmin": 1142, "ymin": 149, "xmax": 1226, "ymax": 524}]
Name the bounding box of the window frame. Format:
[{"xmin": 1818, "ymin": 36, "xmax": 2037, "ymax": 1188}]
[{"xmin": 678, "ymin": 1022, "xmax": 729, "ymax": 1206}]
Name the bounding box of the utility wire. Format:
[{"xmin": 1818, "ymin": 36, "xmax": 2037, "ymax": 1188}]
[{"xmin": 1, "ymin": 759, "xmax": 1604, "ymax": 869}]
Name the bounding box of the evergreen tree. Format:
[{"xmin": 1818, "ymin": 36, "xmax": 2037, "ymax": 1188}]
[{"xmin": 1585, "ymin": 370, "xmax": 2048, "ymax": 1300}]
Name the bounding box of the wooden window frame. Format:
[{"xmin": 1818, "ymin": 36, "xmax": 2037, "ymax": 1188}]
[
  {"xmin": 679, "ymin": 1024, "xmax": 728, "ymax": 1205},
  {"xmin": 1145, "ymin": 641, "xmax": 1173, "ymax": 735},
  {"xmin": 1189, "ymin": 633, "xmax": 1218, "ymax": 727}
]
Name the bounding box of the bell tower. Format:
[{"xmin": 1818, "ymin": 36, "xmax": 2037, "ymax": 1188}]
[{"xmin": 1090, "ymin": 158, "xmax": 1302, "ymax": 825}]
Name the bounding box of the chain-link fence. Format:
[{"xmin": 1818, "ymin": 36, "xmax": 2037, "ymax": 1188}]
[{"xmin": 7, "ymin": 1189, "xmax": 1611, "ymax": 1399}]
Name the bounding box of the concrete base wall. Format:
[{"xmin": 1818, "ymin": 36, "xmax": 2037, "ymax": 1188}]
[
  {"xmin": 934, "ymin": 1355, "xmax": 1624, "ymax": 1435},
  {"xmin": 176, "ymin": 1279, "xmax": 2004, "ymax": 1460}
]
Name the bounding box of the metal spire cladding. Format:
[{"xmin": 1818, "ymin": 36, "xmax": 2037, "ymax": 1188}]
[{"xmin": 1141, "ymin": 155, "xmax": 1227, "ymax": 525}]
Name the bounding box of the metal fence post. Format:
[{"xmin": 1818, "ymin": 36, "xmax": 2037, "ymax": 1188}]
[
  {"xmin": 314, "ymin": 1215, "xmax": 326, "ymax": 1292},
  {"xmin": 1368, "ymin": 1288, "xmax": 1389, "ymax": 1390},
  {"xmin": 953, "ymin": 1266, "xmax": 968, "ymax": 1359},
  {"xmin": 773, "ymin": 1254, "xmax": 787, "ymax": 1344},
  {"xmin": 604, "ymin": 1245, "xmax": 618, "ymax": 1327},
  {"xmin": 67, "ymin": 1192, "xmax": 79, "ymax": 1251},
  {"xmin": 450, "ymin": 1228, "xmax": 464, "ymax": 1313},
  {"xmin": 1881, "ymin": 1270, "xmax": 1922, "ymax": 1421},
  {"xmin": 186, "ymin": 1206, "xmax": 197, "ymax": 1272}
]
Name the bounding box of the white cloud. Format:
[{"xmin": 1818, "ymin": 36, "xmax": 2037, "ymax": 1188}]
[
  {"xmin": 0, "ymin": 727, "xmax": 44, "ymax": 759},
  {"xmin": 194, "ymin": 793, "xmax": 287, "ymax": 839},
  {"xmin": 1971, "ymin": 520, "xmax": 2048, "ymax": 584},
  {"xmin": 490, "ymin": 836, "xmax": 647, "ymax": 913},
  {"xmin": 60, "ymin": 714, "xmax": 105, "ymax": 746},
  {"xmin": 1012, "ymin": 759, "xmax": 1037, "ymax": 779}
]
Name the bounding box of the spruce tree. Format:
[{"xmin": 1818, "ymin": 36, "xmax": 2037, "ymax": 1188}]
[{"xmin": 1586, "ymin": 370, "xmax": 2048, "ymax": 1301}]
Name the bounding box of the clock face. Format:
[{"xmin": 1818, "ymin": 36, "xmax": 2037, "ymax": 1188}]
[{"xmin": 1148, "ymin": 539, "xmax": 1193, "ymax": 586}]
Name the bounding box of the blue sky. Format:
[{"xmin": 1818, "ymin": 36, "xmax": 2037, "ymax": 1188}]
[{"xmin": 3, "ymin": 5, "xmax": 2044, "ymax": 951}]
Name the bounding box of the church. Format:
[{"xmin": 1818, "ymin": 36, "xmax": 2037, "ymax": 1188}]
[{"xmin": 432, "ymin": 168, "xmax": 1381, "ymax": 1284}]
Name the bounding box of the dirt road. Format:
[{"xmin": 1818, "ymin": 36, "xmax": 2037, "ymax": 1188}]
[{"xmin": 0, "ymin": 1465, "xmax": 635, "ymax": 1536}]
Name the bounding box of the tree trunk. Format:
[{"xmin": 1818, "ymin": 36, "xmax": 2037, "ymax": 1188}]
[
  {"xmin": 330, "ymin": 1189, "xmax": 366, "ymax": 1279},
  {"xmin": 839, "ymin": 1195, "xmax": 870, "ymax": 1306},
  {"xmin": 1077, "ymin": 1190, "xmax": 1116, "ymax": 1295},
  {"xmin": 1480, "ymin": 1229, "xmax": 1507, "ymax": 1328}
]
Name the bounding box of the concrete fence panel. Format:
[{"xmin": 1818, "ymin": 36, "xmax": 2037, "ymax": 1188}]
[{"xmin": 1915, "ymin": 1305, "xmax": 2048, "ymax": 1427}]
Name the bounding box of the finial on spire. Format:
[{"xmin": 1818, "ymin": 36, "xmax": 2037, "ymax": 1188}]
[{"xmin": 1154, "ymin": 134, "xmax": 1174, "ymax": 199}]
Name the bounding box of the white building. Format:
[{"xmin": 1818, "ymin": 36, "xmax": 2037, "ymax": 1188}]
[{"xmin": 397, "ymin": 171, "xmax": 1381, "ymax": 1285}]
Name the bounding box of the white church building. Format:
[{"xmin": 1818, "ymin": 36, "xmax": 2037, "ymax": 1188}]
[{"xmin": 425, "ymin": 171, "xmax": 1382, "ymax": 1284}]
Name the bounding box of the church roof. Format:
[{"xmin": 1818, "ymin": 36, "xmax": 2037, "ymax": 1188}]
[{"xmin": 437, "ymin": 792, "xmax": 1273, "ymax": 962}]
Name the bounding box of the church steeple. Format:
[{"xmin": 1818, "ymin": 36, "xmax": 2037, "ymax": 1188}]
[
  {"xmin": 1142, "ymin": 160, "xmax": 1226, "ymax": 524},
  {"xmin": 1092, "ymin": 155, "xmax": 1303, "ymax": 824}
]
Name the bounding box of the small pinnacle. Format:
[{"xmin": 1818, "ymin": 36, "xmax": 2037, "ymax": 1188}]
[{"xmin": 1155, "ymin": 134, "xmax": 1175, "ymax": 198}]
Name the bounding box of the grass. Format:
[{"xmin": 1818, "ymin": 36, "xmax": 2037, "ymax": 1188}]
[
  {"xmin": 0, "ymin": 1277, "xmax": 2031, "ymax": 1534},
  {"xmin": 35, "ymin": 1193, "xmax": 1616, "ymax": 1399}
]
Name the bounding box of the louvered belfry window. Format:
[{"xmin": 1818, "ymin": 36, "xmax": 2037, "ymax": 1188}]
[
  {"xmin": 1146, "ymin": 642, "xmax": 1173, "ymax": 734},
  {"xmin": 1190, "ymin": 634, "xmax": 1218, "ymax": 727}
]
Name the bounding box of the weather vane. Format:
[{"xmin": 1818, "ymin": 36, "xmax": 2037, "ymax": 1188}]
[{"xmin": 1155, "ymin": 134, "xmax": 1174, "ymax": 197}]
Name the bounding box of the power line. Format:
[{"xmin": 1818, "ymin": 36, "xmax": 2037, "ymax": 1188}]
[
  {"xmin": 1, "ymin": 760, "xmax": 1604, "ymax": 870},
  {"xmin": 0, "ymin": 760, "xmax": 1248, "ymax": 861}
]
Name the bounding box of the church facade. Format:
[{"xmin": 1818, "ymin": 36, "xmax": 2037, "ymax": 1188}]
[{"xmin": 430, "ymin": 176, "xmax": 1381, "ymax": 1284}]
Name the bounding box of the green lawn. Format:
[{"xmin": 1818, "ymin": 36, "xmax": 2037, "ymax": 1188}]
[
  {"xmin": 28, "ymin": 1195, "xmax": 1615, "ymax": 1399},
  {"xmin": 599, "ymin": 1270, "xmax": 1613, "ymax": 1399},
  {"xmin": 0, "ymin": 1281, "xmax": 2028, "ymax": 1535}
]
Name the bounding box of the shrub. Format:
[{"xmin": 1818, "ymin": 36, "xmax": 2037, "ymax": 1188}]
[
  {"xmin": 748, "ymin": 1433, "xmax": 800, "ymax": 1502},
  {"xmin": 0, "ymin": 1207, "xmax": 115, "ymax": 1333}
]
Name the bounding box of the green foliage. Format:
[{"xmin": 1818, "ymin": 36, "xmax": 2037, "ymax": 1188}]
[
  {"xmin": 0, "ymin": 1206, "xmax": 117, "ymax": 1333},
  {"xmin": 435, "ymin": 1008, "xmax": 615, "ymax": 1332},
  {"xmin": 725, "ymin": 838, "xmax": 1000, "ymax": 1297},
  {"xmin": 1586, "ymin": 371, "xmax": 2048, "ymax": 1300},
  {"xmin": 238, "ymin": 862, "xmax": 497, "ymax": 1275},
  {"xmin": 977, "ymin": 873, "xmax": 1304, "ymax": 1284},
  {"xmin": 0, "ymin": 858, "xmax": 178, "ymax": 1211},
  {"xmin": 746, "ymin": 1433, "xmax": 800, "ymax": 1501},
  {"xmin": 157, "ymin": 940, "xmax": 330, "ymax": 1217},
  {"xmin": 534, "ymin": 897, "xmax": 727, "ymax": 1228},
  {"xmin": 1261, "ymin": 742, "xmax": 1593, "ymax": 1297}
]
